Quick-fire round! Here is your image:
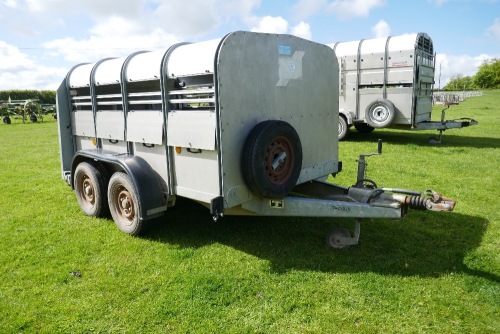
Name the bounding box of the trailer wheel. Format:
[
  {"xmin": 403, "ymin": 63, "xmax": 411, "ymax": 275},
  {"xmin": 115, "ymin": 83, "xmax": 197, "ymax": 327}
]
[
  {"xmin": 242, "ymin": 120, "xmax": 302, "ymax": 199},
  {"xmin": 326, "ymin": 227, "xmax": 352, "ymax": 249},
  {"xmin": 74, "ymin": 162, "xmax": 108, "ymax": 217},
  {"xmin": 108, "ymin": 172, "xmax": 143, "ymax": 236},
  {"xmin": 3, "ymin": 116, "xmax": 11, "ymax": 124},
  {"xmin": 338, "ymin": 116, "xmax": 349, "ymax": 141},
  {"xmin": 354, "ymin": 123, "xmax": 375, "ymax": 134},
  {"xmin": 365, "ymin": 99, "xmax": 395, "ymax": 128}
]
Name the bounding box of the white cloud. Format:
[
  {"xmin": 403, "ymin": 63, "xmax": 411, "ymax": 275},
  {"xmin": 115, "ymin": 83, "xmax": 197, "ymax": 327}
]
[
  {"xmin": 0, "ymin": 41, "xmax": 67, "ymax": 89},
  {"xmin": 43, "ymin": 21, "xmax": 178, "ymax": 63},
  {"xmin": 428, "ymin": 0, "xmax": 449, "ymax": 6},
  {"xmin": 291, "ymin": 0, "xmax": 327, "ymax": 20},
  {"xmin": 292, "ymin": 0, "xmax": 386, "ymax": 20},
  {"xmin": 250, "ymin": 17, "xmax": 312, "ymax": 40},
  {"xmin": 3, "ymin": 0, "xmax": 17, "ymax": 8},
  {"xmin": 251, "ymin": 16, "xmax": 289, "ymax": 34},
  {"xmin": 435, "ymin": 53, "xmax": 492, "ymax": 88},
  {"xmin": 291, "ymin": 21, "xmax": 312, "ymax": 40},
  {"xmin": 327, "ymin": 0, "xmax": 387, "ymax": 19},
  {"xmin": 152, "ymin": 0, "xmax": 260, "ymax": 38},
  {"xmin": 372, "ymin": 19, "xmax": 391, "ymax": 38},
  {"xmin": 486, "ymin": 18, "xmax": 500, "ymax": 41}
]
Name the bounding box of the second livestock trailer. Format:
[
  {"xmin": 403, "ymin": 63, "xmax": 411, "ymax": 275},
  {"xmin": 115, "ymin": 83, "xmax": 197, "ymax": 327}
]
[{"xmin": 329, "ymin": 33, "xmax": 477, "ymax": 142}]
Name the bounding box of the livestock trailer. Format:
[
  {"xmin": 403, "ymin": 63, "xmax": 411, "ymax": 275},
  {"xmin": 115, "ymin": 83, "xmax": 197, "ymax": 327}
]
[
  {"xmin": 329, "ymin": 33, "xmax": 477, "ymax": 142},
  {"xmin": 57, "ymin": 31, "xmax": 455, "ymax": 248}
]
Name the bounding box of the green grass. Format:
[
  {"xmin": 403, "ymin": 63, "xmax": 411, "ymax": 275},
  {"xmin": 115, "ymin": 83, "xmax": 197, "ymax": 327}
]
[{"xmin": 1, "ymin": 91, "xmax": 499, "ymax": 333}]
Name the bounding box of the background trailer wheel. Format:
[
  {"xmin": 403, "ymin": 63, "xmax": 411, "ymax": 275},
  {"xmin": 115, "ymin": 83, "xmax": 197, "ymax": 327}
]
[
  {"xmin": 108, "ymin": 172, "xmax": 143, "ymax": 236},
  {"xmin": 365, "ymin": 99, "xmax": 396, "ymax": 128},
  {"xmin": 338, "ymin": 115, "xmax": 349, "ymax": 140},
  {"xmin": 74, "ymin": 162, "xmax": 108, "ymax": 217},
  {"xmin": 242, "ymin": 120, "xmax": 302, "ymax": 199}
]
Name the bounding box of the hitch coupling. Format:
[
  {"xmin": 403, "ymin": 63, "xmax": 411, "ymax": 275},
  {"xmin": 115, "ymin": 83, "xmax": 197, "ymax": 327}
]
[{"xmin": 405, "ymin": 189, "xmax": 456, "ymax": 212}]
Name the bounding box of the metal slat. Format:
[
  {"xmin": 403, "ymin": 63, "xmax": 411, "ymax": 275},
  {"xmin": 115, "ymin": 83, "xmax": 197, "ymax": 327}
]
[
  {"xmin": 169, "ymin": 89, "xmax": 214, "ymax": 95},
  {"xmin": 128, "ymin": 100, "xmax": 162, "ymax": 105},
  {"xmin": 128, "ymin": 92, "xmax": 161, "ymax": 97},
  {"xmin": 169, "ymin": 98, "xmax": 215, "ymax": 104}
]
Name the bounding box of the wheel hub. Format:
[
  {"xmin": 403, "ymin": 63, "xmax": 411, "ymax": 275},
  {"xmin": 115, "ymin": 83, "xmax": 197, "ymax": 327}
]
[
  {"xmin": 265, "ymin": 136, "xmax": 294, "ymax": 185},
  {"xmin": 82, "ymin": 177, "xmax": 95, "ymax": 204},
  {"xmin": 118, "ymin": 190, "xmax": 134, "ymax": 219},
  {"xmin": 372, "ymin": 106, "xmax": 389, "ymax": 123}
]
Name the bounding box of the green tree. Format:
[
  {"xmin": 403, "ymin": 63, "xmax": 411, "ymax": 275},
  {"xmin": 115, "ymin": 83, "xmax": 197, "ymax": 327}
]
[
  {"xmin": 473, "ymin": 58, "xmax": 500, "ymax": 89},
  {"xmin": 443, "ymin": 75, "xmax": 476, "ymax": 91}
]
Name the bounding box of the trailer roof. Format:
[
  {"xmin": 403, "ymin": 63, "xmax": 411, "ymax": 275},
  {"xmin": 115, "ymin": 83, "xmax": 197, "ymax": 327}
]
[{"xmin": 329, "ymin": 32, "xmax": 433, "ymax": 57}]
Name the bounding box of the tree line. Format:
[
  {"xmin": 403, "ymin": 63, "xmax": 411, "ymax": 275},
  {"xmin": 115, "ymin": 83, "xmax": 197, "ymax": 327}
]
[
  {"xmin": 0, "ymin": 90, "xmax": 56, "ymax": 104},
  {"xmin": 443, "ymin": 58, "xmax": 500, "ymax": 91}
]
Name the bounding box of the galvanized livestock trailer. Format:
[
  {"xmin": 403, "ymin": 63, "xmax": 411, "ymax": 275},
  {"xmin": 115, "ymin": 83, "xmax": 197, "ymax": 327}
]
[
  {"xmin": 57, "ymin": 31, "xmax": 455, "ymax": 248},
  {"xmin": 329, "ymin": 33, "xmax": 477, "ymax": 143}
]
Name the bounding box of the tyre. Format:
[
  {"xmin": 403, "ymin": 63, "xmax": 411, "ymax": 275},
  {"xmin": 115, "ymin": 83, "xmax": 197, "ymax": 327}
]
[
  {"xmin": 108, "ymin": 172, "xmax": 143, "ymax": 236},
  {"xmin": 365, "ymin": 99, "xmax": 395, "ymax": 128},
  {"xmin": 354, "ymin": 123, "xmax": 375, "ymax": 134},
  {"xmin": 242, "ymin": 120, "xmax": 302, "ymax": 199},
  {"xmin": 3, "ymin": 116, "xmax": 11, "ymax": 124},
  {"xmin": 338, "ymin": 115, "xmax": 349, "ymax": 141},
  {"xmin": 74, "ymin": 162, "xmax": 108, "ymax": 217},
  {"xmin": 326, "ymin": 227, "xmax": 352, "ymax": 249}
]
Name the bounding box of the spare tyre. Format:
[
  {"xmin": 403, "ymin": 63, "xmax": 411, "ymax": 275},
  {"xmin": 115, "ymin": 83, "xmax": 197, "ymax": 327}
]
[
  {"xmin": 242, "ymin": 120, "xmax": 302, "ymax": 199},
  {"xmin": 365, "ymin": 98, "xmax": 395, "ymax": 128}
]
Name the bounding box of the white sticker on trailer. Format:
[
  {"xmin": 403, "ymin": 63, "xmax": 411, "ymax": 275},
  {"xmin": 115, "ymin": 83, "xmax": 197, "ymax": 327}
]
[{"xmin": 276, "ymin": 51, "xmax": 305, "ymax": 87}]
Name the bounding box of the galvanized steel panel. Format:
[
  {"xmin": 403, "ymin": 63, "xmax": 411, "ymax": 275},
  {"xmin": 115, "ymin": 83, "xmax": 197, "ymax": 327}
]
[
  {"xmin": 69, "ymin": 63, "xmax": 94, "ymax": 88},
  {"xmin": 166, "ymin": 110, "xmax": 216, "ymax": 150},
  {"xmin": 126, "ymin": 49, "xmax": 169, "ymax": 82},
  {"xmin": 167, "ymin": 39, "xmax": 220, "ymax": 77},
  {"xmin": 94, "ymin": 57, "xmax": 125, "ymax": 85},
  {"xmin": 95, "ymin": 111, "xmax": 125, "ymax": 140},
  {"xmin": 127, "ymin": 111, "xmax": 163, "ymax": 145},
  {"xmin": 216, "ymin": 32, "xmax": 339, "ymax": 208},
  {"xmin": 71, "ymin": 111, "xmax": 94, "ymax": 136}
]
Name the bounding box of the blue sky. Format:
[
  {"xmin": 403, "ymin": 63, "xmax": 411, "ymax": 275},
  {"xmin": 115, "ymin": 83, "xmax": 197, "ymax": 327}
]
[{"xmin": 1, "ymin": 0, "xmax": 499, "ymax": 90}]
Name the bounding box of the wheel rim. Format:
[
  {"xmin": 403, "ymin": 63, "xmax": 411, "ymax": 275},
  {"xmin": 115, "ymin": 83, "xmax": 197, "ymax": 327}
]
[
  {"xmin": 115, "ymin": 186, "xmax": 135, "ymax": 225},
  {"xmin": 338, "ymin": 121, "xmax": 344, "ymax": 136},
  {"xmin": 264, "ymin": 135, "xmax": 295, "ymax": 185},
  {"xmin": 78, "ymin": 175, "xmax": 95, "ymax": 208},
  {"xmin": 328, "ymin": 233, "xmax": 346, "ymax": 249},
  {"xmin": 370, "ymin": 105, "xmax": 390, "ymax": 125},
  {"xmin": 327, "ymin": 228, "xmax": 351, "ymax": 249}
]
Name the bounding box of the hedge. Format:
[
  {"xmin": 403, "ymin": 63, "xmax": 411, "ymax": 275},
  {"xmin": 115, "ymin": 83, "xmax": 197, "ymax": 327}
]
[{"xmin": 0, "ymin": 90, "xmax": 56, "ymax": 104}]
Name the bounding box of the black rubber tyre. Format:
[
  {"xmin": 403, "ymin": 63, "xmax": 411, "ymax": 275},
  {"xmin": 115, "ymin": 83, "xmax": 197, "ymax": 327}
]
[
  {"xmin": 108, "ymin": 172, "xmax": 143, "ymax": 236},
  {"xmin": 326, "ymin": 227, "xmax": 352, "ymax": 249},
  {"xmin": 242, "ymin": 120, "xmax": 302, "ymax": 199},
  {"xmin": 338, "ymin": 115, "xmax": 349, "ymax": 141},
  {"xmin": 354, "ymin": 123, "xmax": 375, "ymax": 134},
  {"xmin": 365, "ymin": 99, "xmax": 395, "ymax": 128},
  {"xmin": 74, "ymin": 162, "xmax": 108, "ymax": 217},
  {"xmin": 3, "ymin": 116, "xmax": 11, "ymax": 124}
]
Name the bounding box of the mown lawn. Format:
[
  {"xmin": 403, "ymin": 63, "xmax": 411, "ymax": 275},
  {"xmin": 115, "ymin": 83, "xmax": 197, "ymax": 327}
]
[{"xmin": 0, "ymin": 91, "xmax": 498, "ymax": 333}]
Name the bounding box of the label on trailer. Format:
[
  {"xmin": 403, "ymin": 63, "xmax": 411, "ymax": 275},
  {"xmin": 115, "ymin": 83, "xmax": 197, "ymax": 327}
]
[{"xmin": 279, "ymin": 44, "xmax": 292, "ymax": 56}]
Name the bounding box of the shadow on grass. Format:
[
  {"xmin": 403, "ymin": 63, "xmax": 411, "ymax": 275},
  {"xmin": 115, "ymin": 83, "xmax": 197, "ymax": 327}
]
[
  {"xmin": 142, "ymin": 198, "xmax": 497, "ymax": 282},
  {"xmin": 343, "ymin": 128, "xmax": 498, "ymax": 149}
]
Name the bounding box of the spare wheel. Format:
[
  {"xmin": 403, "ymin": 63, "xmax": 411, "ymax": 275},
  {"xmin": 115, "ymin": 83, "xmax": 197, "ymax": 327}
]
[
  {"xmin": 242, "ymin": 120, "xmax": 302, "ymax": 199},
  {"xmin": 365, "ymin": 98, "xmax": 396, "ymax": 128}
]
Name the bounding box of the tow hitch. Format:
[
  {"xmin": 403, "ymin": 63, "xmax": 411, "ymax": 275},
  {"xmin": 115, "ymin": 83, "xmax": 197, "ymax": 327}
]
[{"xmin": 326, "ymin": 140, "xmax": 456, "ymax": 249}]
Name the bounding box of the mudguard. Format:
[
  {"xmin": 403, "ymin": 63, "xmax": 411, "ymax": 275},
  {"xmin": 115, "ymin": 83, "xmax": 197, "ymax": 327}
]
[{"xmin": 71, "ymin": 150, "xmax": 167, "ymax": 221}]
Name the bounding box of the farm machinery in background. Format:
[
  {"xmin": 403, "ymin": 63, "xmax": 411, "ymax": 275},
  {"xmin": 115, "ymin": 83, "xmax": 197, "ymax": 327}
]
[{"xmin": 1, "ymin": 98, "xmax": 56, "ymax": 124}]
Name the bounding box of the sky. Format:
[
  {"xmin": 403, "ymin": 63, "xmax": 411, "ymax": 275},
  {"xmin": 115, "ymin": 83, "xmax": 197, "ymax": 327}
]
[{"xmin": 0, "ymin": 0, "xmax": 499, "ymax": 91}]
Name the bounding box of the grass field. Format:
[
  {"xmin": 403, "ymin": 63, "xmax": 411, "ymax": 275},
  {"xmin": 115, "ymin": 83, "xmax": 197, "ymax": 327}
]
[{"xmin": 0, "ymin": 91, "xmax": 498, "ymax": 333}]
